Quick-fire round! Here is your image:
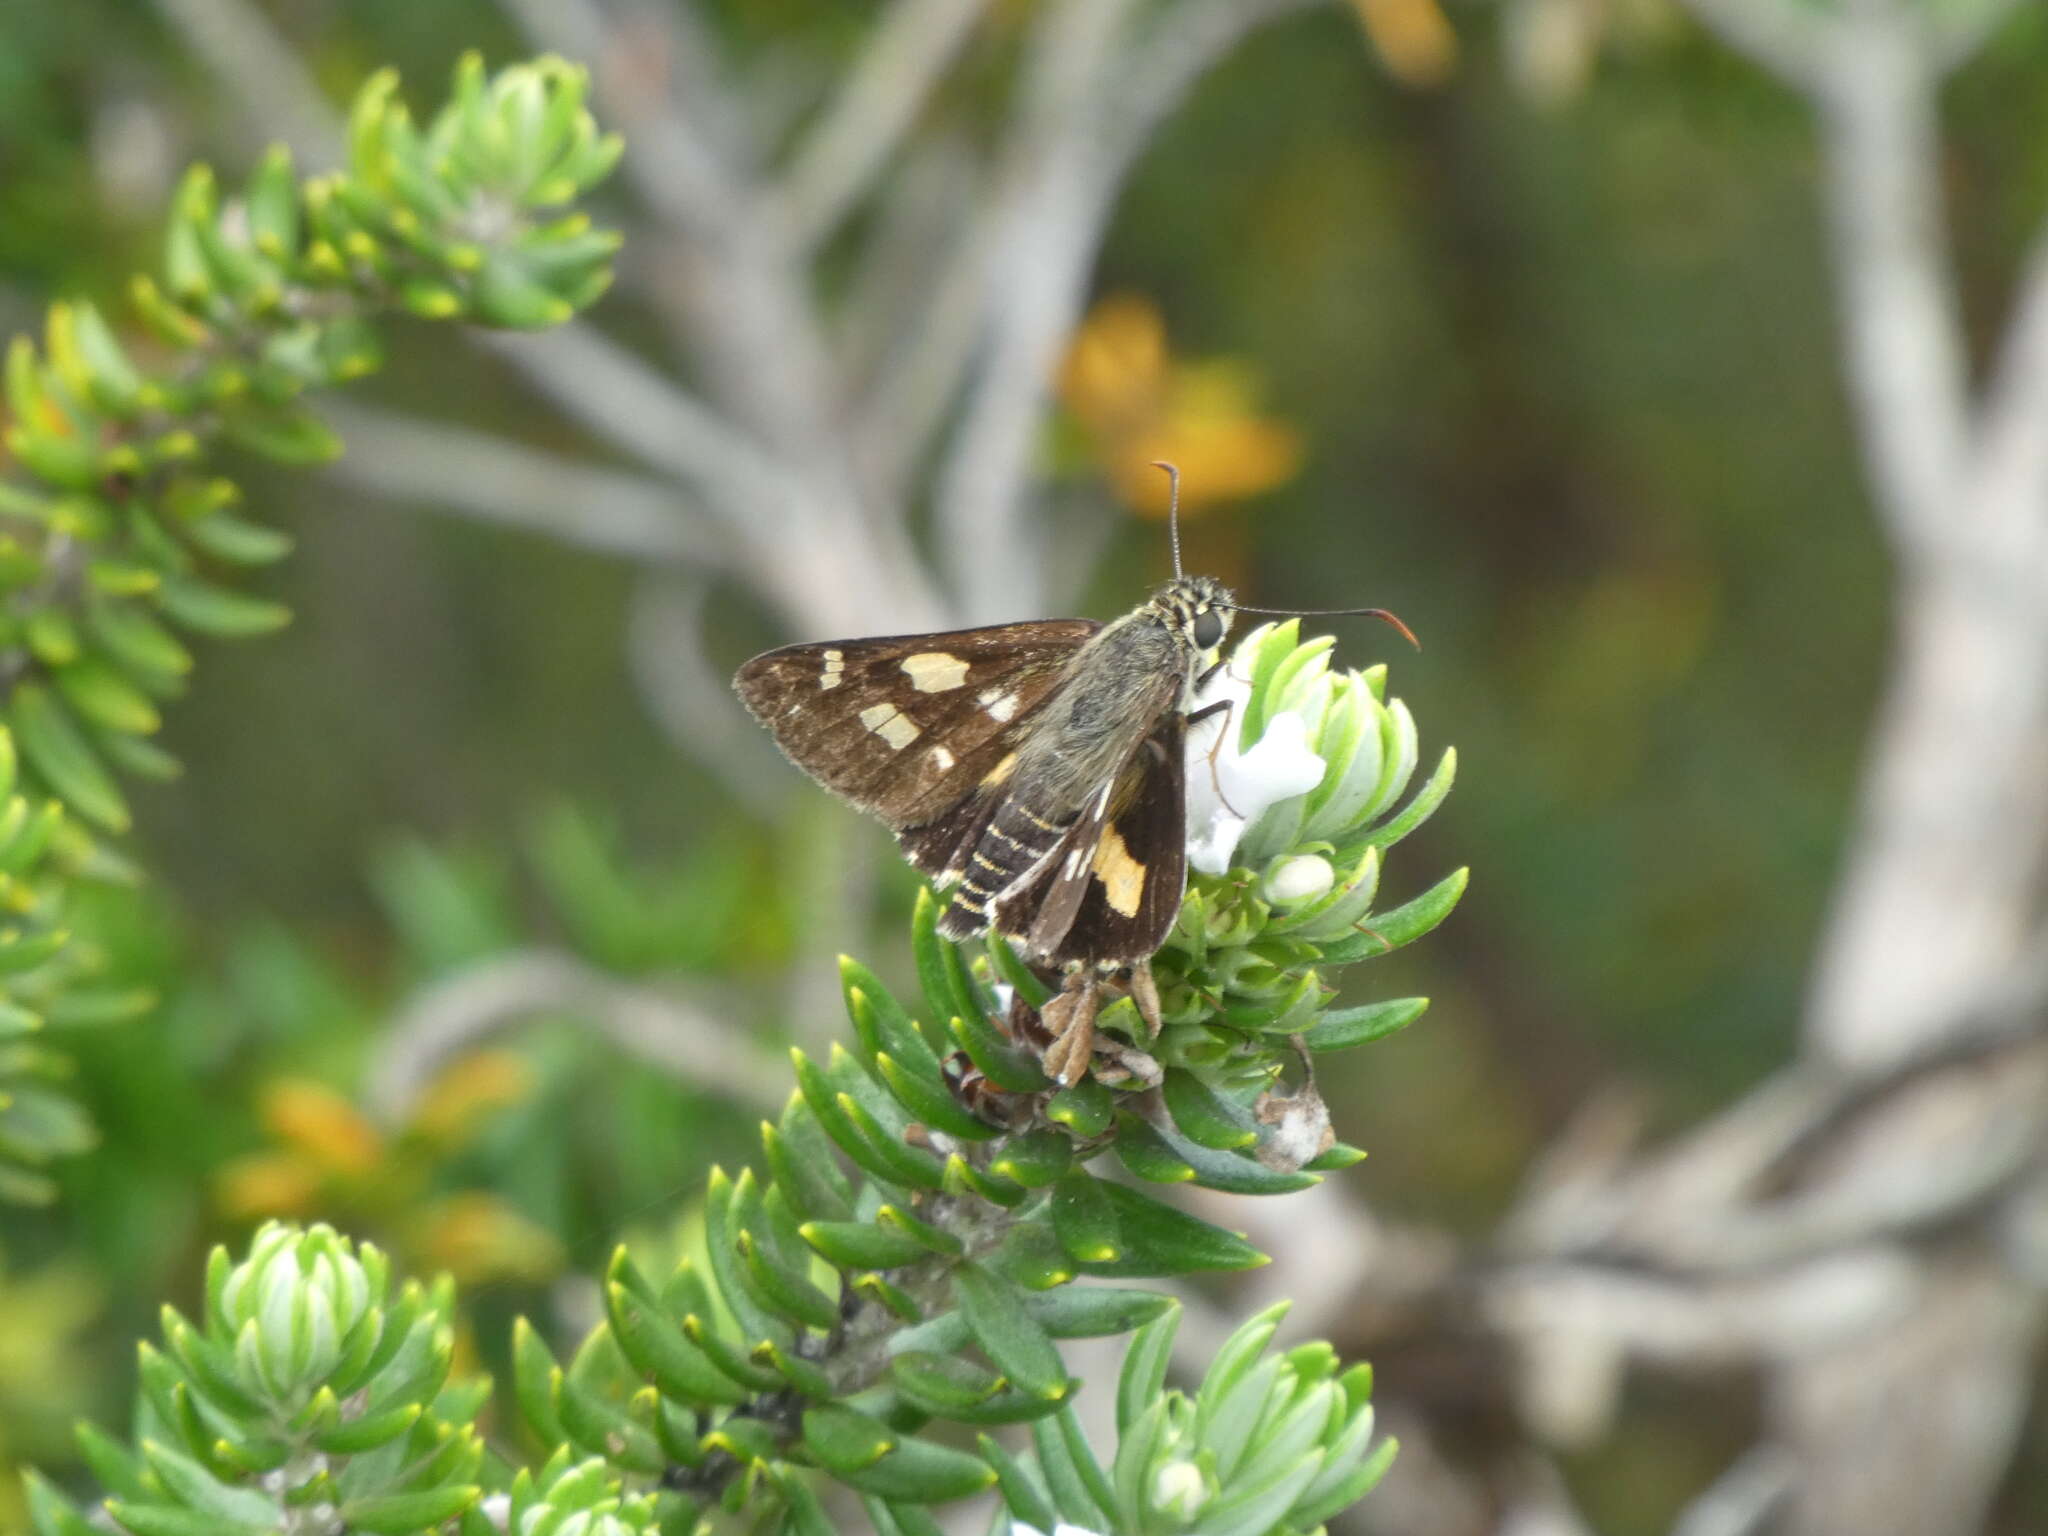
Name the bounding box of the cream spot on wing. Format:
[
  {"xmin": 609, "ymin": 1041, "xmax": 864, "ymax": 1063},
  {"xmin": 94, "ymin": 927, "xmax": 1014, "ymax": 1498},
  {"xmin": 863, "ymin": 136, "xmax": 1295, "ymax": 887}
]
[
  {"xmin": 982, "ymin": 751, "xmax": 1018, "ymax": 786},
  {"xmin": 859, "ymin": 702, "xmax": 921, "ymax": 749},
  {"xmin": 1091, "ymin": 824, "xmax": 1146, "ymax": 918},
  {"xmin": 929, "ymin": 745, "xmax": 955, "ymax": 773},
  {"xmin": 978, "ymin": 687, "xmax": 1019, "ymax": 722},
  {"xmin": 820, "ymin": 649, "xmax": 845, "ymax": 690},
  {"xmin": 901, "ymin": 652, "xmax": 971, "ymax": 692}
]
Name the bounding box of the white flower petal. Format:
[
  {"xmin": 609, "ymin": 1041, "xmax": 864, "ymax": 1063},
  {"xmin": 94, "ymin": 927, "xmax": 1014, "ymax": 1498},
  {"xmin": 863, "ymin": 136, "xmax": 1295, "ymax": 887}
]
[{"xmin": 1185, "ymin": 695, "xmax": 1326, "ymax": 876}]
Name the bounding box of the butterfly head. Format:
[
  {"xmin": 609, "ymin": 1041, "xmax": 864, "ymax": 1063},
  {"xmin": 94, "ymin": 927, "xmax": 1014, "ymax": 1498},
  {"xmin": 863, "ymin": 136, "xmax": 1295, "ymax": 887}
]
[{"xmin": 1154, "ymin": 574, "xmax": 1236, "ymax": 655}]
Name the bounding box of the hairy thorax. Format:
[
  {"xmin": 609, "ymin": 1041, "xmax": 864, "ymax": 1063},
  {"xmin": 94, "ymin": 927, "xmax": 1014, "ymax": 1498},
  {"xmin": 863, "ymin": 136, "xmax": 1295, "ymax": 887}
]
[{"xmin": 1012, "ymin": 613, "xmax": 1189, "ymax": 811}]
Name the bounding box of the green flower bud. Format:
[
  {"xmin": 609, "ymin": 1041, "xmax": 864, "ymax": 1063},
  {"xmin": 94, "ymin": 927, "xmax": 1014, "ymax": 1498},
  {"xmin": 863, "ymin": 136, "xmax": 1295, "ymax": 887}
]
[
  {"xmin": 1097, "ymin": 1306, "xmax": 1394, "ymax": 1536},
  {"xmin": 480, "ymin": 1451, "xmax": 658, "ymax": 1536},
  {"xmin": 218, "ymin": 1221, "xmax": 374, "ymax": 1406}
]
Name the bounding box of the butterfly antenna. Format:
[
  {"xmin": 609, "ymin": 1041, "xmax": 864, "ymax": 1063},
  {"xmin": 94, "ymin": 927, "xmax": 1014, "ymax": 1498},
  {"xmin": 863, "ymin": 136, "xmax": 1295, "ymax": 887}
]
[
  {"xmin": 1235, "ymin": 604, "xmax": 1423, "ymax": 651},
  {"xmin": 1150, "ymin": 460, "xmax": 1184, "ymax": 578}
]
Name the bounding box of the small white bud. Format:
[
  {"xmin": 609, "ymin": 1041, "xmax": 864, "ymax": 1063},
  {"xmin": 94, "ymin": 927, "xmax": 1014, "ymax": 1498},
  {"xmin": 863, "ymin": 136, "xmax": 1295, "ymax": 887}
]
[
  {"xmin": 1262, "ymin": 853, "xmax": 1334, "ymax": 906},
  {"xmin": 1151, "ymin": 1458, "xmax": 1209, "ymax": 1521}
]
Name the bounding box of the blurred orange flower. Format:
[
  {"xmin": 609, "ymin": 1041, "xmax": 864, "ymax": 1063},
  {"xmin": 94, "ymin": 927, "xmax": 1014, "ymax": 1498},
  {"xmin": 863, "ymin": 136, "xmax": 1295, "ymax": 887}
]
[
  {"xmin": 409, "ymin": 1049, "xmax": 535, "ymax": 1148},
  {"xmin": 260, "ymin": 1077, "xmax": 384, "ymax": 1177},
  {"xmin": 1348, "ymin": 0, "xmax": 1459, "ymax": 87},
  {"xmin": 217, "ymin": 1055, "xmax": 558, "ymax": 1288},
  {"xmin": 216, "ymin": 1151, "xmax": 324, "ymax": 1219},
  {"xmin": 409, "ymin": 1191, "xmax": 564, "ymax": 1285},
  {"xmin": 1057, "ymin": 294, "xmax": 1303, "ymax": 519}
]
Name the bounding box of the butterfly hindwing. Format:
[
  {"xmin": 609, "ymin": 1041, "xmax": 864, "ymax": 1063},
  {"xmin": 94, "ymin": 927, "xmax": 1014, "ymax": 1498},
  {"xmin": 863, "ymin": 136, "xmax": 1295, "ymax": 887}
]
[
  {"xmin": 993, "ymin": 712, "xmax": 1188, "ymax": 968},
  {"xmin": 734, "ymin": 620, "xmax": 1099, "ymax": 834},
  {"xmin": 934, "ymin": 664, "xmax": 1183, "ymax": 946}
]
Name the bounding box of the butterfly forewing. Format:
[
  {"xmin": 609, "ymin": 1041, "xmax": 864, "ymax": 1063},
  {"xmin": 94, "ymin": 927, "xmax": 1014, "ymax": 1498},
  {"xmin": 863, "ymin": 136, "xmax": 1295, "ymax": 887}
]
[
  {"xmin": 734, "ymin": 620, "xmax": 1099, "ymax": 833},
  {"xmin": 736, "ymin": 574, "xmax": 1237, "ymax": 983}
]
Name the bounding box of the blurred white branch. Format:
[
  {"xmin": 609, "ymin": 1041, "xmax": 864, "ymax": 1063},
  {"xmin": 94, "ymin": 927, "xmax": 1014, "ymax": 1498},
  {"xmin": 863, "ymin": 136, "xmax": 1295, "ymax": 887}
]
[
  {"xmin": 1232, "ymin": 5, "xmax": 2048, "ymax": 1527},
  {"xmin": 150, "ymin": 0, "xmax": 342, "ymax": 161},
  {"xmin": 1972, "ymin": 221, "xmax": 2048, "ymax": 569},
  {"xmin": 1675, "ymin": 0, "xmax": 1832, "ymax": 88},
  {"xmin": 1810, "ymin": 10, "xmax": 1967, "ymax": 557},
  {"xmin": 929, "ymin": 0, "xmax": 1319, "ymax": 616},
  {"xmin": 928, "ymin": 0, "xmax": 1154, "ymax": 616},
  {"xmin": 367, "ymin": 950, "xmax": 790, "ymax": 1127},
  {"xmin": 322, "ymin": 401, "xmax": 722, "ymax": 566},
  {"xmin": 625, "ymin": 576, "xmax": 790, "ymax": 817},
  {"xmin": 778, "ymin": 0, "xmax": 991, "ymax": 251},
  {"xmin": 498, "ymin": 0, "xmax": 741, "ymax": 235},
  {"xmin": 475, "ymin": 328, "xmax": 795, "ymax": 511},
  {"xmin": 1105, "ymin": 0, "xmax": 1327, "ymax": 175},
  {"xmin": 1669, "ymin": 1449, "xmax": 1796, "ymax": 1536},
  {"xmin": 856, "ymin": 173, "xmax": 1002, "ymax": 498}
]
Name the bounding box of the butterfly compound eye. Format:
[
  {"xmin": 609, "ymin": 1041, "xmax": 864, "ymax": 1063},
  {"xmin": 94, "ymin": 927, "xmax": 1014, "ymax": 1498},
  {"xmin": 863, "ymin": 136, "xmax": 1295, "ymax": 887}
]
[{"xmin": 1193, "ymin": 609, "xmax": 1225, "ymax": 650}]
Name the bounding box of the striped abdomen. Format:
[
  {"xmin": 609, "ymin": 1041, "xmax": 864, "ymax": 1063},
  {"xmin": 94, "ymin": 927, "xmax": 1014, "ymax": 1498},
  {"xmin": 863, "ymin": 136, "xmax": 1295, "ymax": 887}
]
[{"xmin": 935, "ymin": 794, "xmax": 1076, "ymax": 941}]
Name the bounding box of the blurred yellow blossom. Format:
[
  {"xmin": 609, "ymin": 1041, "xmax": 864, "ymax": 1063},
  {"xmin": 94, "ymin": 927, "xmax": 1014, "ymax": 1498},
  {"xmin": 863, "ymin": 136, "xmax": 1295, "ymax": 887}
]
[
  {"xmin": 216, "ymin": 1150, "xmax": 325, "ymax": 1219},
  {"xmin": 218, "ymin": 1062, "xmax": 561, "ymax": 1288},
  {"xmin": 1349, "ymin": 0, "xmax": 1459, "ymax": 86},
  {"xmin": 409, "ymin": 1191, "xmax": 565, "ymax": 1285},
  {"xmin": 409, "ymin": 1049, "xmax": 535, "ymax": 1149},
  {"xmin": 1058, "ymin": 294, "xmax": 1303, "ymax": 519},
  {"xmin": 261, "ymin": 1077, "xmax": 385, "ymax": 1176}
]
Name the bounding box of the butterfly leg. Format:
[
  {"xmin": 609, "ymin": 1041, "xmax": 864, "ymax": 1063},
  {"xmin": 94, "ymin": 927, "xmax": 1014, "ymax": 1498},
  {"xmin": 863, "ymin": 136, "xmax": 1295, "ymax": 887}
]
[
  {"xmin": 1127, "ymin": 960, "xmax": 1164, "ymax": 1039},
  {"xmin": 1186, "ymin": 696, "xmax": 1245, "ymax": 818},
  {"xmin": 1038, "ymin": 969, "xmax": 1101, "ymax": 1087}
]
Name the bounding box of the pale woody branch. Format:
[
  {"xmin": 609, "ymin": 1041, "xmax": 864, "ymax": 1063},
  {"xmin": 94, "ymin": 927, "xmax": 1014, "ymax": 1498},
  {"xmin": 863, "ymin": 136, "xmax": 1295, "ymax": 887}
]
[
  {"xmin": 776, "ymin": 0, "xmax": 992, "ymax": 252},
  {"xmin": 366, "ymin": 948, "xmax": 791, "ymax": 1127},
  {"xmin": 321, "ymin": 401, "xmax": 722, "ymax": 567},
  {"xmin": 932, "ymin": 0, "xmax": 1142, "ymax": 613},
  {"xmin": 1266, "ymin": 1, "xmax": 2048, "ymax": 1529}
]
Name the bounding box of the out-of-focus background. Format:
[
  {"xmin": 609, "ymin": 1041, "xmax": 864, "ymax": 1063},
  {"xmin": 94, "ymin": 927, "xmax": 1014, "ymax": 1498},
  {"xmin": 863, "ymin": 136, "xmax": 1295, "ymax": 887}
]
[{"xmin": 6, "ymin": 1, "xmax": 2048, "ymax": 1533}]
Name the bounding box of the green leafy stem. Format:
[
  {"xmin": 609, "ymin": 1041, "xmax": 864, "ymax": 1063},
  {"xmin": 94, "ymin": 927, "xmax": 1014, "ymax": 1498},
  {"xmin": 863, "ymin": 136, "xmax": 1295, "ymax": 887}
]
[
  {"xmin": 0, "ymin": 54, "xmax": 621, "ymax": 1205},
  {"xmin": 29, "ymin": 622, "xmax": 1462, "ymax": 1535}
]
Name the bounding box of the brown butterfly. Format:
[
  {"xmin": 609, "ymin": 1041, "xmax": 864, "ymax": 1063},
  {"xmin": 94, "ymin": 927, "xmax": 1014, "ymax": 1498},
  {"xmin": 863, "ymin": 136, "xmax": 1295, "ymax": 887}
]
[{"xmin": 733, "ymin": 467, "xmax": 1411, "ymax": 1082}]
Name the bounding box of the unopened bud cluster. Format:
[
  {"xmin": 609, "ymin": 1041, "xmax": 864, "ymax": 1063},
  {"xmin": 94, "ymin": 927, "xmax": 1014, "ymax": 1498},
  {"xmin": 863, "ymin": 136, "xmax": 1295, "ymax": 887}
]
[{"xmin": 1149, "ymin": 620, "xmax": 1463, "ymax": 1076}]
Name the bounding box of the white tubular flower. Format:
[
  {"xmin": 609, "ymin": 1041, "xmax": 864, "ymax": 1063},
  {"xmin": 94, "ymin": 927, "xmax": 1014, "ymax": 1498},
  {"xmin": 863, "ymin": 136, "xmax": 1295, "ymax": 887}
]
[
  {"xmin": 1184, "ymin": 658, "xmax": 1326, "ymax": 876},
  {"xmin": 1009, "ymin": 1524, "xmax": 1107, "ymax": 1536}
]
